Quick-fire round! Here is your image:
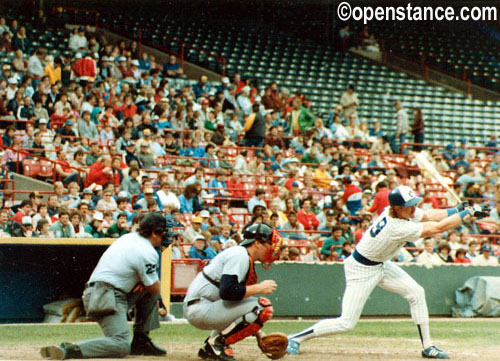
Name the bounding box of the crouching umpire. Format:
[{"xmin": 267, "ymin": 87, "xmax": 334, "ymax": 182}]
[
  {"xmin": 41, "ymin": 213, "xmax": 172, "ymax": 360},
  {"xmin": 184, "ymin": 223, "xmax": 286, "ymax": 361}
]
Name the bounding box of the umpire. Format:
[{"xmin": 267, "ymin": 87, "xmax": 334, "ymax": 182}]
[{"xmin": 41, "ymin": 213, "xmax": 169, "ymax": 360}]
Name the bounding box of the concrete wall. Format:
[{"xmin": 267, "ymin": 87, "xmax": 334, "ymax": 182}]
[
  {"xmin": 11, "ymin": 173, "xmax": 54, "ymax": 202},
  {"xmin": 256, "ymin": 262, "xmax": 500, "ymax": 317},
  {"xmin": 2, "ymin": 244, "xmax": 500, "ymax": 323}
]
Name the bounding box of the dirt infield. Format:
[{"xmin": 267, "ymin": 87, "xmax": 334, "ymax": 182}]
[{"xmin": 2, "ymin": 336, "xmax": 500, "ymax": 361}]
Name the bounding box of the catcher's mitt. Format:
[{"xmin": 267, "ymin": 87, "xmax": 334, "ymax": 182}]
[{"xmin": 256, "ymin": 331, "xmax": 288, "ymax": 360}]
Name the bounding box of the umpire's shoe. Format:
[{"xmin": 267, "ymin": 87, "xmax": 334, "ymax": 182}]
[
  {"xmin": 130, "ymin": 332, "xmax": 167, "ymax": 356},
  {"xmin": 198, "ymin": 336, "xmax": 236, "ymax": 361},
  {"xmin": 422, "ymin": 345, "xmax": 450, "ymax": 359},
  {"xmin": 40, "ymin": 342, "xmax": 83, "ymax": 360}
]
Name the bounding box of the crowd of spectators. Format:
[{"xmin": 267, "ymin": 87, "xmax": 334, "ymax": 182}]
[{"xmin": 0, "ymin": 16, "xmax": 499, "ymax": 266}]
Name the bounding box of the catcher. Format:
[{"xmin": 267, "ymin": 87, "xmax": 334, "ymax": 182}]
[{"xmin": 183, "ymin": 223, "xmax": 288, "ymax": 361}]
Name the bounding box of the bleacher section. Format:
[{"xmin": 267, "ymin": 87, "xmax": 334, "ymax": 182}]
[
  {"xmin": 369, "ymin": 21, "xmax": 500, "ymax": 92},
  {"xmin": 97, "ymin": 13, "xmax": 500, "ymax": 146}
]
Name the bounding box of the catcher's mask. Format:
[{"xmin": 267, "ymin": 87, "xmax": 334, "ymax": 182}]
[{"xmin": 242, "ymin": 223, "xmax": 284, "ymax": 269}]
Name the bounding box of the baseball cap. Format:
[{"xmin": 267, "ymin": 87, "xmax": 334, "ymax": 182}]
[
  {"xmin": 330, "ymin": 180, "xmax": 340, "ymax": 188},
  {"xmin": 39, "ymin": 118, "xmax": 48, "ymax": 124},
  {"xmin": 83, "ymin": 188, "xmax": 93, "ymax": 194},
  {"xmin": 340, "ymin": 217, "xmax": 351, "ymax": 223},
  {"xmin": 144, "ymin": 188, "xmax": 154, "ymax": 194},
  {"xmin": 2, "ymin": 64, "xmax": 11, "ymax": 70},
  {"xmin": 241, "ymin": 86, "xmax": 251, "ymax": 93},
  {"xmin": 126, "ymin": 141, "xmax": 135, "ymax": 147},
  {"xmin": 191, "ymin": 216, "xmax": 203, "ymax": 224},
  {"xmin": 221, "ymin": 77, "xmax": 230, "ymax": 84},
  {"xmin": 117, "ymin": 191, "xmax": 128, "ymax": 198},
  {"xmin": 143, "ymin": 129, "xmax": 152, "ymax": 137},
  {"xmin": 65, "ymin": 120, "xmax": 74, "ymax": 126},
  {"xmin": 131, "ymin": 59, "xmax": 140, "ymax": 66},
  {"xmin": 93, "ymin": 212, "xmax": 104, "ymax": 221},
  {"xmin": 75, "ymin": 53, "xmax": 82, "ymax": 59},
  {"xmin": 326, "ymin": 209, "xmax": 335, "ymax": 216},
  {"xmin": 199, "ymin": 210, "xmax": 210, "ymax": 218},
  {"xmin": 201, "ymin": 98, "xmax": 210, "ymax": 105},
  {"xmin": 29, "ymin": 191, "xmax": 42, "ymax": 198},
  {"xmin": 194, "ymin": 235, "xmax": 206, "ymax": 241},
  {"xmin": 22, "ymin": 216, "xmax": 32, "ymax": 225},
  {"xmin": 8, "ymin": 77, "xmax": 17, "ymax": 84},
  {"xmin": 292, "ymin": 181, "xmax": 300, "ymax": 187},
  {"xmin": 482, "ymin": 245, "xmax": 492, "ymax": 252}
]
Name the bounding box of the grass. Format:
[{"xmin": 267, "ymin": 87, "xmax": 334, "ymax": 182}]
[{"xmin": 0, "ymin": 319, "xmax": 498, "ymax": 347}]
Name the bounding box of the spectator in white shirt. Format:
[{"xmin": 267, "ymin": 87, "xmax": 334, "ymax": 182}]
[
  {"xmin": 68, "ymin": 27, "xmax": 87, "ymax": 51},
  {"xmin": 472, "ymin": 245, "xmax": 499, "ymax": 266},
  {"xmin": 156, "ymin": 182, "xmax": 180, "ymax": 210},
  {"xmin": 416, "ymin": 239, "xmax": 444, "ymax": 267},
  {"xmin": 27, "ymin": 49, "xmax": 44, "ymax": 80}
]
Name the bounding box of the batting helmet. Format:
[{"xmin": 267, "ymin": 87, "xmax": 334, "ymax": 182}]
[{"xmin": 388, "ymin": 186, "xmax": 422, "ymax": 207}]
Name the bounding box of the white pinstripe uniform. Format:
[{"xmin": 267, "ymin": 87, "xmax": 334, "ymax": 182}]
[{"xmin": 289, "ymin": 206, "xmax": 430, "ymax": 342}]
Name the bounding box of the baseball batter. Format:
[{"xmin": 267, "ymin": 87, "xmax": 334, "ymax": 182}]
[
  {"xmin": 288, "ymin": 186, "xmax": 488, "ymax": 359},
  {"xmin": 41, "ymin": 213, "xmax": 170, "ymax": 360},
  {"xmin": 184, "ymin": 223, "xmax": 283, "ymax": 361}
]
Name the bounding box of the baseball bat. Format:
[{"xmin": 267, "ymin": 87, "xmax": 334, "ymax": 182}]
[{"xmin": 414, "ymin": 152, "xmax": 462, "ymax": 204}]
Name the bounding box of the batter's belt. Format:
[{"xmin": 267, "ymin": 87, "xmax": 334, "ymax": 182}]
[{"xmin": 352, "ymin": 249, "xmax": 382, "ymax": 266}]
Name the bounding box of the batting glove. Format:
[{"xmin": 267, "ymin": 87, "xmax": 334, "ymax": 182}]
[
  {"xmin": 456, "ymin": 201, "xmax": 468, "ymax": 212},
  {"xmin": 471, "ymin": 204, "xmax": 490, "ymax": 219}
]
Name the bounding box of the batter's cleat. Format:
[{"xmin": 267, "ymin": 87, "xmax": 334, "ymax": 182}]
[
  {"xmin": 40, "ymin": 342, "xmax": 82, "ymax": 360},
  {"xmin": 287, "ymin": 338, "xmax": 300, "ymax": 355},
  {"xmin": 198, "ymin": 336, "xmax": 236, "ymax": 361},
  {"xmin": 130, "ymin": 332, "xmax": 166, "ymax": 356},
  {"xmin": 422, "ymin": 346, "xmax": 450, "ymax": 359}
]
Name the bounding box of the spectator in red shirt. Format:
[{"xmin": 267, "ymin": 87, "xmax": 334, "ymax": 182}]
[
  {"xmin": 421, "ymin": 191, "xmax": 440, "ymax": 210},
  {"xmin": 342, "ymin": 176, "xmax": 363, "ymax": 216},
  {"xmin": 116, "ymin": 93, "xmax": 137, "ymax": 118},
  {"xmin": 284, "ymin": 169, "xmax": 300, "ymax": 190},
  {"xmin": 366, "ymin": 181, "xmax": 390, "ymax": 215},
  {"xmin": 353, "ymin": 215, "xmax": 372, "ymax": 243},
  {"xmin": 54, "ymin": 148, "xmax": 73, "ymax": 179},
  {"xmin": 85, "ymin": 155, "xmax": 115, "ymax": 187},
  {"xmin": 226, "ymin": 171, "xmax": 248, "ymax": 199},
  {"xmin": 264, "ymin": 125, "xmax": 286, "ymax": 149},
  {"xmin": 297, "ymin": 198, "xmax": 319, "ymax": 230},
  {"xmin": 10, "ymin": 200, "xmax": 32, "ymax": 225},
  {"xmin": 454, "ymin": 248, "xmax": 471, "ymax": 264},
  {"xmin": 218, "ymin": 200, "xmax": 240, "ymax": 229},
  {"xmin": 232, "ymin": 73, "xmax": 245, "ymax": 94}
]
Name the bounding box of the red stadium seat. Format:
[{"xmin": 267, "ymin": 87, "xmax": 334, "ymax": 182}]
[
  {"xmin": 23, "ymin": 159, "xmax": 41, "ymax": 178},
  {"xmin": 39, "ymin": 160, "xmax": 54, "ymax": 178}
]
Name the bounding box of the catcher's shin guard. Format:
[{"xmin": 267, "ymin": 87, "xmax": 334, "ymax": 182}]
[{"xmin": 223, "ymin": 297, "xmax": 274, "ymax": 345}]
